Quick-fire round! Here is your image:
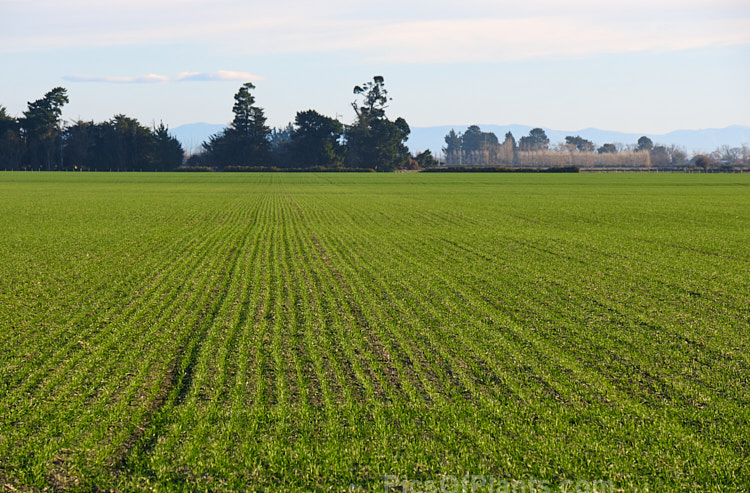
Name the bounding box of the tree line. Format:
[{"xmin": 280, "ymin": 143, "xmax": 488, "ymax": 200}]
[
  {"xmin": 189, "ymin": 77, "xmax": 434, "ymax": 171},
  {"xmin": 443, "ymin": 126, "xmax": 749, "ymax": 170},
  {"xmin": 0, "ymin": 88, "xmax": 183, "ymax": 171},
  {"xmin": 0, "ymin": 77, "xmax": 436, "ymax": 172},
  {"xmin": 3, "ymin": 82, "xmax": 746, "ymax": 172}
]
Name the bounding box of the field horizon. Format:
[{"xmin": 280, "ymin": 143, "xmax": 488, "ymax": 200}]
[{"xmin": 1, "ymin": 172, "xmax": 748, "ymax": 492}]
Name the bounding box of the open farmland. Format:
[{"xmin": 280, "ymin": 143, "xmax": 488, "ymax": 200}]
[{"xmin": 0, "ymin": 172, "xmax": 748, "ymax": 492}]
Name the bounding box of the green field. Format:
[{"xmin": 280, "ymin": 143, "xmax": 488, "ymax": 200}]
[{"xmin": 0, "ymin": 172, "xmax": 748, "ymax": 492}]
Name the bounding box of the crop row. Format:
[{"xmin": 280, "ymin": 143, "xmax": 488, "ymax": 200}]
[{"xmin": 0, "ymin": 173, "xmax": 748, "ymax": 491}]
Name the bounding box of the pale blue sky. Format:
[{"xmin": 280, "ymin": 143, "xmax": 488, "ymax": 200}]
[{"xmin": 2, "ymin": 0, "xmax": 749, "ymax": 134}]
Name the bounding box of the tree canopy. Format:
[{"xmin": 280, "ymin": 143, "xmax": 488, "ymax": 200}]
[
  {"xmin": 345, "ymin": 76, "xmax": 410, "ymax": 171},
  {"xmin": 565, "ymin": 135, "xmax": 595, "ymax": 152},
  {"xmin": 462, "ymin": 125, "xmax": 499, "ymax": 154},
  {"xmin": 637, "ymin": 136, "xmax": 654, "ymax": 152},
  {"xmin": 290, "ymin": 110, "xmax": 344, "ymax": 168},
  {"xmin": 203, "ymin": 82, "xmax": 270, "ymax": 169},
  {"xmin": 20, "ymin": 87, "xmax": 69, "ymax": 170},
  {"xmin": 597, "ymin": 143, "xmax": 618, "ymax": 154},
  {"xmin": 62, "ymin": 116, "xmax": 184, "ymax": 171},
  {"xmin": 0, "ymin": 106, "xmax": 23, "ymax": 170},
  {"xmin": 519, "ymin": 128, "xmax": 550, "ymax": 151}
]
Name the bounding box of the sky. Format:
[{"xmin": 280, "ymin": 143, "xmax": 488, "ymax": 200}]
[{"xmin": 1, "ymin": 0, "xmax": 749, "ymax": 135}]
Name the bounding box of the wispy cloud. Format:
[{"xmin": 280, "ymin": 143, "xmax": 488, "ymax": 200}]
[
  {"xmin": 175, "ymin": 71, "xmax": 264, "ymax": 82},
  {"xmin": 354, "ymin": 17, "xmax": 750, "ymax": 64},
  {"xmin": 62, "ymin": 71, "xmax": 263, "ymax": 84},
  {"xmin": 4, "ymin": 0, "xmax": 749, "ymax": 62},
  {"xmin": 62, "ymin": 73, "xmax": 169, "ymax": 84}
]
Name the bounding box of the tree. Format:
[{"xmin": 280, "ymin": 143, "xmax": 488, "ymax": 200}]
[
  {"xmin": 519, "ymin": 128, "xmax": 549, "ymax": 151},
  {"xmin": 443, "ymin": 129, "xmax": 462, "ymax": 165},
  {"xmin": 442, "ymin": 125, "xmax": 502, "ymax": 166},
  {"xmin": 268, "ymin": 123, "xmax": 294, "ymax": 167},
  {"xmin": 290, "ymin": 110, "xmax": 344, "ymax": 168},
  {"xmin": 597, "ymin": 143, "xmax": 617, "ymax": 154},
  {"xmin": 107, "ymin": 115, "xmax": 157, "ymax": 171},
  {"xmin": 152, "ymin": 122, "xmax": 184, "ymax": 171},
  {"xmin": 637, "ymin": 136, "xmax": 654, "ymax": 152},
  {"xmin": 359, "ymin": 116, "xmax": 411, "ymax": 171},
  {"xmin": 352, "ymin": 75, "xmax": 389, "ymax": 119},
  {"xmin": 203, "ymin": 82, "xmax": 270, "ymax": 168},
  {"xmin": 62, "ymin": 120, "xmax": 96, "ymax": 170},
  {"xmin": 62, "ymin": 117, "xmax": 183, "ymax": 171},
  {"xmin": 345, "ymin": 76, "xmax": 410, "ymax": 171},
  {"xmin": 20, "ymin": 87, "xmax": 69, "ymax": 170},
  {"xmin": 0, "ymin": 106, "xmax": 23, "ymax": 170},
  {"xmin": 462, "ymin": 126, "xmax": 498, "ymax": 153},
  {"xmin": 564, "ymin": 135, "xmax": 595, "ymax": 152},
  {"xmin": 665, "ymin": 145, "xmax": 687, "ymax": 166},
  {"xmin": 716, "ymin": 145, "xmax": 742, "ymax": 166},
  {"xmin": 650, "ymin": 145, "xmax": 671, "ymax": 167},
  {"xmin": 414, "ymin": 149, "xmax": 438, "ymax": 168},
  {"xmin": 692, "ymin": 154, "xmax": 718, "ymax": 170},
  {"xmin": 502, "ymin": 131, "xmax": 519, "ymax": 165}
]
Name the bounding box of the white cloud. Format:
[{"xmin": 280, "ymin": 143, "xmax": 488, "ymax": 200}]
[
  {"xmin": 62, "ymin": 71, "xmax": 264, "ymax": 84},
  {"xmin": 176, "ymin": 71, "xmax": 264, "ymax": 82}
]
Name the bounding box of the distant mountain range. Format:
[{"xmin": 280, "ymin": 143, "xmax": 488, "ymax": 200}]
[
  {"xmin": 170, "ymin": 122, "xmax": 750, "ymax": 157},
  {"xmin": 169, "ymin": 123, "xmax": 226, "ymax": 153}
]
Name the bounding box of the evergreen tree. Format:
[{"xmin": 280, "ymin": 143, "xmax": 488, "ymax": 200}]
[
  {"xmin": 152, "ymin": 122, "xmax": 184, "ymax": 171},
  {"xmin": 290, "ymin": 110, "xmax": 344, "ymax": 168},
  {"xmin": 20, "ymin": 87, "xmax": 68, "ymax": 170},
  {"xmin": 0, "ymin": 106, "xmax": 23, "ymax": 170},
  {"xmin": 443, "ymin": 129, "xmax": 462, "ymax": 165},
  {"xmin": 203, "ymin": 83, "xmax": 270, "ymax": 168},
  {"xmin": 519, "ymin": 128, "xmax": 549, "ymax": 151}
]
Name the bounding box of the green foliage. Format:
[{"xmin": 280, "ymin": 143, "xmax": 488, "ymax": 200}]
[
  {"xmin": 20, "ymin": 87, "xmax": 69, "ymax": 170},
  {"xmin": 637, "ymin": 135, "xmax": 654, "ymax": 152},
  {"xmin": 21, "ymin": 87, "xmax": 68, "ymax": 132},
  {"xmin": 351, "ymin": 75, "xmax": 389, "ymax": 119},
  {"xmin": 519, "ymin": 127, "xmax": 550, "ymax": 151},
  {"xmin": 443, "ymin": 128, "xmax": 517, "ymax": 166},
  {"xmin": 203, "ymin": 82, "xmax": 270, "ymax": 169},
  {"xmin": 449, "ymin": 125, "xmax": 500, "ymax": 164},
  {"xmin": 345, "ymin": 76, "xmax": 410, "ymax": 171},
  {"xmin": 63, "ymin": 117, "xmax": 184, "ymax": 171},
  {"xmin": 152, "ymin": 122, "xmax": 185, "ymax": 171},
  {"xmin": 414, "ymin": 149, "xmax": 438, "ymax": 168},
  {"xmin": 597, "ymin": 143, "xmax": 618, "ymax": 154},
  {"xmin": 564, "ymin": 135, "xmax": 595, "ymax": 152},
  {"xmin": 442, "ymin": 129, "xmax": 462, "ymax": 163},
  {"xmin": 290, "ymin": 110, "xmax": 344, "ymax": 168},
  {"xmin": 462, "ymin": 125, "xmax": 499, "ymax": 154},
  {"xmin": 0, "ymin": 106, "xmax": 23, "ymax": 170}
]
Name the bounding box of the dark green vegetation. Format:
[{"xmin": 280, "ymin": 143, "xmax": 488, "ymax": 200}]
[
  {"xmin": 0, "ymin": 173, "xmax": 748, "ymax": 492},
  {"xmin": 196, "ymin": 77, "xmax": 410, "ymax": 171},
  {"xmin": 0, "ymin": 89, "xmax": 184, "ymax": 172},
  {"xmin": 1, "ymin": 76, "xmax": 413, "ymax": 173}
]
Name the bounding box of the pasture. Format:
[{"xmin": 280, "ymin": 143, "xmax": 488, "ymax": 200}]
[{"xmin": 0, "ymin": 172, "xmax": 748, "ymax": 492}]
